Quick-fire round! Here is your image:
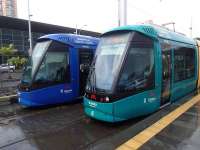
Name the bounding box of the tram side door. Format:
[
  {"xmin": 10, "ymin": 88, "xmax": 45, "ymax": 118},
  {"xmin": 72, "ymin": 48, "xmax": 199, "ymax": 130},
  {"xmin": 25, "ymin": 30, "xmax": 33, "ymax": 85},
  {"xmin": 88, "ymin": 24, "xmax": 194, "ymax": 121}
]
[
  {"xmin": 79, "ymin": 49, "xmax": 94, "ymax": 96},
  {"xmin": 161, "ymin": 51, "xmax": 171, "ymax": 106}
]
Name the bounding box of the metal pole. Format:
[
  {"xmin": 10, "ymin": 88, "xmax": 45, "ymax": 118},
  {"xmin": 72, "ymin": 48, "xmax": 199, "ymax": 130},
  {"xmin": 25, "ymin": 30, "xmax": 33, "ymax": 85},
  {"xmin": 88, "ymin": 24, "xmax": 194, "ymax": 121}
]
[
  {"xmin": 28, "ymin": 0, "xmax": 32, "ymax": 53},
  {"xmin": 78, "ymin": 25, "xmax": 87, "ymax": 35},
  {"xmin": 172, "ymin": 22, "xmax": 175, "ymax": 32},
  {"xmin": 162, "ymin": 22, "xmax": 175, "ymax": 32},
  {"xmin": 118, "ymin": 0, "xmax": 120, "ymax": 26},
  {"xmin": 75, "ymin": 24, "xmax": 78, "ymax": 35},
  {"xmin": 190, "ymin": 17, "xmax": 193, "ymax": 38},
  {"xmin": 118, "ymin": 0, "xmax": 127, "ymax": 26}
]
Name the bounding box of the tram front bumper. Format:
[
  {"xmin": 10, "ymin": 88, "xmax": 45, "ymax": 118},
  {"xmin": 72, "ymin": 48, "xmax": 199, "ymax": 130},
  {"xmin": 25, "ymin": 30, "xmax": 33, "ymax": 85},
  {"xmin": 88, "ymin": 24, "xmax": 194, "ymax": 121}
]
[
  {"xmin": 18, "ymin": 91, "xmax": 48, "ymax": 107},
  {"xmin": 83, "ymin": 97, "xmax": 125, "ymax": 122}
]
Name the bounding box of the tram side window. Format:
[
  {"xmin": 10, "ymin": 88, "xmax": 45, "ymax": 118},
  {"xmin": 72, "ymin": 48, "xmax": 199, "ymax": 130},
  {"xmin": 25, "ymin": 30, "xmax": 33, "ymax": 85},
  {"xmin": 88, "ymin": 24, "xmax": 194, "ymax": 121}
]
[
  {"xmin": 185, "ymin": 49, "xmax": 195, "ymax": 78},
  {"xmin": 174, "ymin": 47, "xmax": 195, "ymax": 82},
  {"xmin": 117, "ymin": 33, "xmax": 155, "ymax": 93},
  {"xmin": 34, "ymin": 41, "xmax": 70, "ymax": 86}
]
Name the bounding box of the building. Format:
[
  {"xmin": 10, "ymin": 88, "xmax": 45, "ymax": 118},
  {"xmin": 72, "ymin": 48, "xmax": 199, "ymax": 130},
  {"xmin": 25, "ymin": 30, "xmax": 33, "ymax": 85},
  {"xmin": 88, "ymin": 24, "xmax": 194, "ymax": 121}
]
[
  {"xmin": 0, "ymin": 16, "xmax": 101, "ymax": 64},
  {"xmin": 0, "ymin": 0, "xmax": 3, "ymax": 15},
  {"xmin": 0, "ymin": 0, "xmax": 17, "ymax": 17}
]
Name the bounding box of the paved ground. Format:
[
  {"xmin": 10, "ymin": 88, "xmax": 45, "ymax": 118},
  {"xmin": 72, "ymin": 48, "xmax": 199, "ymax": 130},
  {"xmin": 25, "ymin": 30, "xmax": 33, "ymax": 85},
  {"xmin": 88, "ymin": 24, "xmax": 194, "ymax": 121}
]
[
  {"xmin": 0, "ymin": 93, "xmax": 199, "ymax": 150},
  {"xmin": 0, "ymin": 102, "xmax": 143, "ymax": 150},
  {"xmin": 140, "ymin": 100, "xmax": 200, "ymax": 150},
  {"xmin": 0, "ymin": 70, "xmax": 22, "ymax": 96}
]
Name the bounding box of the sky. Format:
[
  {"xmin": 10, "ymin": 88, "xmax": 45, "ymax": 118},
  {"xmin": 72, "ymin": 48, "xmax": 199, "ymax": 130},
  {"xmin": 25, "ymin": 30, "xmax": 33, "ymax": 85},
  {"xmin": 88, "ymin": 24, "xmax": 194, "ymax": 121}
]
[{"xmin": 17, "ymin": 0, "xmax": 200, "ymax": 38}]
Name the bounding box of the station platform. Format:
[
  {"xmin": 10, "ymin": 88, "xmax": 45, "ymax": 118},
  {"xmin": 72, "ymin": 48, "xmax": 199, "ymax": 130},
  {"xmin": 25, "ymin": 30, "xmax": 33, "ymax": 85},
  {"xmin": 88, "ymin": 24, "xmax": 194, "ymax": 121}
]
[
  {"xmin": 0, "ymin": 93, "xmax": 200, "ymax": 150},
  {"xmin": 115, "ymin": 93, "xmax": 200, "ymax": 150},
  {"xmin": 140, "ymin": 98, "xmax": 200, "ymax": 150}
]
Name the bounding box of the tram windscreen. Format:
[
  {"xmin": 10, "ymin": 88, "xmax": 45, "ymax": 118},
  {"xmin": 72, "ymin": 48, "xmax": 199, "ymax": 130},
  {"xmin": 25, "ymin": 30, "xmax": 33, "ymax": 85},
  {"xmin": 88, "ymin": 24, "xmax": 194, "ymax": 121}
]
[
  {"xmin": 22, "ymin": 41, "xmax": 51, "ymax": 84},
  {"xmin": 117, "ymin": 32, "xmax": 155, "ymax": 93},
  {"xmin": 34, "ymin": 50, "xmax": 69, "ymax": 85},
  {"xmin": 86, "ymin": 31, "xmax": 131, "ymax": 92},
  {"xmin": 21, "ymin": 40, "xmax": 70, "ymax": 88}
]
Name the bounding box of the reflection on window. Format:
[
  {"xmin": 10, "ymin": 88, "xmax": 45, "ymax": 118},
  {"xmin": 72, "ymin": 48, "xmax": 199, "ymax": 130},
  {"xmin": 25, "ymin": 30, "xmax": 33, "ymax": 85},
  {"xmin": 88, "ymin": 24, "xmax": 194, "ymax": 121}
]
[
  {"xmin": 174, "ymin": 48, "xmax": 195, "ymax": 82},
  {"xmin": 117, "ymin": 34, "xmax": 154, "ymax": 93},
  {"xmin": 34, "ymin": 52, "xmax": 69, "ymax": 84},
  {"xmin": 33, "ymin": 41, "xmax": 70, "ymax": 88},
  {"xmin": 95, "ymin": 43, "xmax": 127, "ymax": 90},
  {"xmin": 32, "ymin": 40, "xmax": 51, "ymax": 77},
  {"xmin": 21, "ymin": 41, "xmax": 51, "ymax": 84},
  {"xmin": 87, "ymin": 31, "xmax": 131, "ymax": 91}
]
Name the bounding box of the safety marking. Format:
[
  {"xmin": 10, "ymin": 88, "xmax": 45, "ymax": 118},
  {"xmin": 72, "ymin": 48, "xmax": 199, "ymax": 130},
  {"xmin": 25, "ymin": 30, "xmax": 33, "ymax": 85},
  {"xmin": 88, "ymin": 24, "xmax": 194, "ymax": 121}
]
[
  {"xmin": 0, "ymin": 95, "xmax": 17, "ymax": 102},
  {"xmin": 117, "ymin": 94, "xmax": 200, "ymax": 150}
]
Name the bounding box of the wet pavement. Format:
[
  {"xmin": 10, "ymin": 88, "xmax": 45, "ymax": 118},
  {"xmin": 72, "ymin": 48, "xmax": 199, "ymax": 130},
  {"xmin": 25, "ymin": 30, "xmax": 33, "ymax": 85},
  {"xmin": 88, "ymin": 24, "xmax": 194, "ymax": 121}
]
[
  {"xmin": 0, "ymin": 71, "xmax": 22, "ymax": 96},
  {"xmin": 0, "ymin": 102, "xmax": 142, "ymax": 150},
  {"xmin": 140, "ymin": 100, "xmax": 200, "ymax": 150},
  {"xmin": 0, "ymin": 93, "xmax": 200, "ymax": 150}
]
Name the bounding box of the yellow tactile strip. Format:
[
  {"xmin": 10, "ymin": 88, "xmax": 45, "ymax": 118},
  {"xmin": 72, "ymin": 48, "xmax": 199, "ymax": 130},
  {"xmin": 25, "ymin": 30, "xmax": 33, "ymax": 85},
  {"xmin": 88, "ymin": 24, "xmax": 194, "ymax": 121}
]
[{"xmin": 117, "ymin": 94, "xmax": 200, "ymax": 150}]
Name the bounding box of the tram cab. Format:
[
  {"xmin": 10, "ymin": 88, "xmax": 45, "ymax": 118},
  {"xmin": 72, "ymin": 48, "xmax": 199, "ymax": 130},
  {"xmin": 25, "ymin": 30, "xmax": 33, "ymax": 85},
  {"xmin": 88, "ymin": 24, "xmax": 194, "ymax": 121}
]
[
  {"xmin": 84, "ymin": 25, "xmax": 198, "ymax": 122},
  {"xmin": 18, "ymin": 34, "xmax": 99, "ymax": 107}
]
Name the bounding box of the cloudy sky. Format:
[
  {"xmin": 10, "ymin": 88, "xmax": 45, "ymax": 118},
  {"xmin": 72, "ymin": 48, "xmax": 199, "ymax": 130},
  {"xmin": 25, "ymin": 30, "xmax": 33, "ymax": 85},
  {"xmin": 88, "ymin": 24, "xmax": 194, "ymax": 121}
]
[{"xmin": 18, "ymin": 0, "xmax": 200, "ymax": 37}]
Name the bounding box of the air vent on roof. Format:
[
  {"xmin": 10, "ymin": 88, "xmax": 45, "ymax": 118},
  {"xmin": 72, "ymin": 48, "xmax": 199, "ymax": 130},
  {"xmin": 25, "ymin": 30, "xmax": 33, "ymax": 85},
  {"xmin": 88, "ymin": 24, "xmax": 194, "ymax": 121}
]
[{"xmin": 142, "ymin": 27, "xmax": 155, "ymax": 35}]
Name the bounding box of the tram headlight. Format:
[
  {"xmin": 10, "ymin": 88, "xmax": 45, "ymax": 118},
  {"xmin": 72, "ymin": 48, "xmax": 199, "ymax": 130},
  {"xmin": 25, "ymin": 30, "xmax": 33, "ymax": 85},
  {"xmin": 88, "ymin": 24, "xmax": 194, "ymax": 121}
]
[{"xmin": 105, "ymin": 97, "xmax": 109, "ymax": 102}]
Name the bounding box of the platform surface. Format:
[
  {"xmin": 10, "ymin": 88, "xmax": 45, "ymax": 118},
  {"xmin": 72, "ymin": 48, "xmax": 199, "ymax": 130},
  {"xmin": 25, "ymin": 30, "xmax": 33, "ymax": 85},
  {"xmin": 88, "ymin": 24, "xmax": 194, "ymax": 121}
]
[
  {"xmin": 140, "ymin": 100, "xmax": 200, "ymax": 150},
  {"xmin": 116, "ymin": 93, "xmax": 200, "ymax": 150}
]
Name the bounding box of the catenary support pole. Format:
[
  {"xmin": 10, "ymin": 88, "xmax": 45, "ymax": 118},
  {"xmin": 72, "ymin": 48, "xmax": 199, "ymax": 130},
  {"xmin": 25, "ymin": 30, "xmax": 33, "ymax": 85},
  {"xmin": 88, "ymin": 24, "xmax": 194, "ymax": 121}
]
[{"xmin": 118, "ymin": 0, "xmax": 127, "ymax": 26}]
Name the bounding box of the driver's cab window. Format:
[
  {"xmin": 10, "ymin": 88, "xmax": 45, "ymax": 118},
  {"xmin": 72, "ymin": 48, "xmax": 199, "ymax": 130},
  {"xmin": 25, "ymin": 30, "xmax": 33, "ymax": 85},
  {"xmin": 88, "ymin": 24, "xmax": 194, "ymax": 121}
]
[
  {"xmin": 34, "ymin": 41, "xmax": 70, "ymax": 87},
  {"xmin": 117, "ymin": 32, "xmax": 155, "ymax": 93}
]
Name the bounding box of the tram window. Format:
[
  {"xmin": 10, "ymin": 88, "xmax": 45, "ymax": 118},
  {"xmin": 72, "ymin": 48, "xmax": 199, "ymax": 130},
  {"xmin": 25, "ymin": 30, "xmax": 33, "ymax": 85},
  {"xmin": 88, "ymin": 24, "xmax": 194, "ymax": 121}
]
[
  {"xmin": 34, "ymin": 41, "xmax": 70, "ymax": 87},
  {"xmin": 117, "ymin": 34, "xmax": 154, "ymax": 93},
  {"xmin": 174, "ymin": 49, "xmax": 185, "ymax": 81},
  {"xmin": 174, "ymin": 47, "xmax": 195, "ymax": 82},
  {"xmin": 185, "ymin": 49, "xmax": 195, "ymax": 78}
]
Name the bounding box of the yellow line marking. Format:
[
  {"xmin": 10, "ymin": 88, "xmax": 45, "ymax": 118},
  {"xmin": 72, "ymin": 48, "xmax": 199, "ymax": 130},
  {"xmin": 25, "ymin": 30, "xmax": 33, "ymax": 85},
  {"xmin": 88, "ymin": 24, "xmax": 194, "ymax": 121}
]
[
  {"xmin": 0, "ymin": 94, "xmax": 17, "ymax": 101},
  {"xmin": 118, "ymin": 145, "xmax": 133, "ymax": 150},
  {"xmin": 125, "ymin": 139, "xmax": 141, "ymax": 150},
  {"xmin": 117, "ymin": 94, "xmax": 200, "ymax": 150}
]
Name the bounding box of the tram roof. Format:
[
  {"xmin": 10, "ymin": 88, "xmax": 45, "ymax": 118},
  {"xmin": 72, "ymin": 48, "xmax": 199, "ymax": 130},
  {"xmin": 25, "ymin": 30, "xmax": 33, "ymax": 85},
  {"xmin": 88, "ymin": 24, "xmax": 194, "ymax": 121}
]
[
  {"xmin": 105, "ymin": 24, "xmax": 196, "ymax": 45},
  {"xmin": 38, "ymin": 34, "xmax": 99, "ymax": 46}
]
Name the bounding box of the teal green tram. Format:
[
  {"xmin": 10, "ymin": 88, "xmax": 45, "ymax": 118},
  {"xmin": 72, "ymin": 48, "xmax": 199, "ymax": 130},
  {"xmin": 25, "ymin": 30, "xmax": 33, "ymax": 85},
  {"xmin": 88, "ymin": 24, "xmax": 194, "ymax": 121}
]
[{"xmin": 83, "ymin": 24, "xmax": 200, "ymax": 122}]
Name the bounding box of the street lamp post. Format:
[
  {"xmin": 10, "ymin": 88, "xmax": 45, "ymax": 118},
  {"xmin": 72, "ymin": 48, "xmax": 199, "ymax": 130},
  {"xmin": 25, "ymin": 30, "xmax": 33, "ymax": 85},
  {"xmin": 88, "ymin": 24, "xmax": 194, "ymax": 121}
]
[
  {"xmin": 75, "ymin": 24, "xmax": 78, "ymax": 35},
  {"xmin": 78, "ymin": 25, "xmax": 87, "ymax": 35},
  {"xmin": 28, "ymin": 0, "xmax": 33, "ymax": 53}
]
